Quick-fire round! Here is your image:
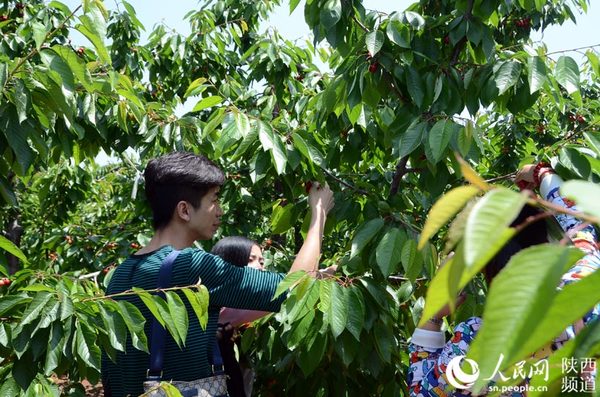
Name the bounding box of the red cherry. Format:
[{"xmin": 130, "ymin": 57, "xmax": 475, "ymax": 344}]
[
  {"xmin": 0, "ymin": 15, "xmax": 8, "ymax": 21},
  {"xmin": 305, "ymin": 181, "xmax": 313, "ymax": 193},
  {"xmin": 368, "ymin": 63, "xmax": 379, "ymax": 73}
]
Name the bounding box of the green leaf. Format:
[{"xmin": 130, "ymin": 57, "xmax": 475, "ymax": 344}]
[
  {"xmin": 30, "ymin": 21, "xmax": 47, "ymax": 50},
  {"xmin": 231, "ymin": 123, "xmax": 258, "ymax": 161},
  {"xmin": 317, "ymin": 279, "xmax": 332, "ymax": 313},
  {"xmin": 44, "ymin": 321, "xmax": 65, "ymax": 375},
  {"xmin": 20, "ymin": 292, "xmax": 53, "ymax": 326},
  {"xmin": 40, "ymin": 48, "xmax": 75, "ymax": 95},
  {"xmin": 559, "ymin": 147, "xmax": 591, "ymax": 179},
  {"xmin": 76, "ymin": 3, "xmax": 110, "ymax": 64},
  {"xmin": 583, "ymin": 132, "xmax": 600, "ymax": 157},
  {"xmin": 403, "ymin": 11, "xmax": 425, "ymax": 29},
  {"xmin": 406, "ymin": 67, "xmax": 424, "ymax": 108},
  {"xmin": 193, "ymin": 96, "xmax": 223, "ymax": 112},
  {"xmin": 134, "ymin": 289, "xmax": 165, "ymax": 328},
  {"xmin": 464, "ymin": 188, "xmax": 527, "ymax": 267},
  {"xmin": 428, "ymin": 120, "xmax": 456, "ymax": 164},
  {"xmin": 469, "ymin": 245, "xmax": 582, "ymax": 391},
  {"xmin": 75, "ymin": 321, "xmax": 101, "ymax": 370},
  {"xmin": 53, "ymin": 46, "xmax": 95, "ymax": 92},
  {"xmin": 345, "ymin": 287, "xmax": 365, "ymax": 341},
  {"xmin": 562, "ymin": 180, "xmax": 600, "ymax": 220},
  {"xmin": 182, "ymin": 286, "xmax": 209, "ymax": 330},
  {"xmin": 184, "ymin": 77, "xmax": 207, "ymax": 98},
  {"xmin": 13, "ymin": 79, "xmax": 30, "ymax": 123},
  {"xmin": 350, "ymin": 218, "xmax": 384, "ymax": 258},
  {"xmin": 420, "ymin": 229, "xmax": 516, "ymax": 326},
  {"xmin": 257, "ymin": 120, "xmax": 287, "ymax": 175},
  {"xmin": 287, "ymin": 279, "xmax": 319, "ymax": 322},
  {"xmin": 0, "ymin": 235, "xmax": 28, "ymax": 263},
  {"xmin": 271, "ymin": 203, "xmax": 293, "ymax": 234},
  {"xmin": 2, "ymin": 108, "xmax": 35, "ymax": 175},
  {"xmin": 397, "ymin": 120, "xmax": 426, "ymax": 158},
  {"xmin": 0, "ymin": 295, "xmax": 31, "ymax": 316},
  {"xmin": 165, "ymin": 291, "xmax": 189, "ymax": 345},
  {"xmin": 320, "ymin": 0, "xmax": 342, "ymax": 29},
  {"xmin": 152, "ymin": 294, "xmax": 181, "ymax": 346},
  {"xmin": 116, "ymin": 300, "xmax": 148, "ymax": 353},
  {"xmin": 290, "ymin": 0, "xmax": 302, "ymax": 13},
  {"xmin": 329, "ymin": 283, "xmax": 348, "ymax": 338},
  {"xmin": 494, "ymin": 61, "xmax": 522, "ymax": 95},
  {"xmin": 456, "ymin": 124, "xmax": 472, "ymax": 157},
  {"xmin": 386, "ymin": 17, "xmax": 411, "ymax": 48},
  {"xmin": 418, "ymin": 185, "xmax": 480, "ymax": 249},
  {"xmin": 60, "ymin": 294, "xmax": 74, "ymax": 321},
  {"xmin": 0, "ymin": 378, "xmax": 20, "ymax": 397},
  {"xmin": 288, "ymin": 308, "xmax": 315, "ymax": 349},
  {"xmin": 234, "ymin": 112, "xmax": 251, "ymax": 137},
  {"xmin": 401, "ymin": 239, "xmax": 423, "ymax": 281},
  {"xmin": 374, "ymin": 322, "xmax": 393, "ymax": 362},
  {"xmin": 515, "ymin": 264, "xmax": 600, "ymax": 361},
  {"xmin": 527, "ymin": 55, "xmax": 547, "ymax": 94},
  {"xmin": 292, "ymin": 133, "xmax": 325, "ymax": 167},
  {"xmin": 365, "ymin": 30, "xmax": 384, "ymax": 56},
  {"xmin": 274, "ymin": 271, "xmax": 309, "ymax": 299},
  {"xmin": 375, "ymin": 228, "xmax": 404, "ymax": 278},
  {"xmin": 99, "ymin": 304, "xmax": 127, "ymax": 352},
  {"xmin": 555, "ymin": 55, "xmax": 580, "ymax": 94}
]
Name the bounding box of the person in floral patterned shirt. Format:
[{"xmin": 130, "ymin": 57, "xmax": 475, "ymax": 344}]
[{"xmin": 408, "ymin": 163, "xmax": 600, "ymax": 397}]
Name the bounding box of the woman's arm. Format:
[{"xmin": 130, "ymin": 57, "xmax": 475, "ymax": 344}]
[
  {"xmin": 219, "ymin": 307, "xmax": 270, "ymax": 327},
  {"xmin": 288, "ymin": 183, "xmax": 334, "ymax": 274}
]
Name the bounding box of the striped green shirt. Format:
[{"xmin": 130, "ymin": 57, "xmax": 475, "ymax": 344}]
[{"xmin": 101, "ymin": 246, "xmax": 285, "ymax": 397}]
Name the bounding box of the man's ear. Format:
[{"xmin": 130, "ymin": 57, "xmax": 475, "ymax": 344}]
[{"xmin": 175, "ymin": 201, "xmax": 191, "ymax": 222}]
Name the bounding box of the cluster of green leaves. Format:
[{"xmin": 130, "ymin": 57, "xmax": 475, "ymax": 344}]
[{"xmin": 0, "ymin": 266, "xmax": 209, "ymax": 396}]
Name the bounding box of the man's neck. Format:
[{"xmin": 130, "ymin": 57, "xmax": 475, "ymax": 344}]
[{"xmin": 137, "ymin": 225, "xmax": 196, "ymax": 254}]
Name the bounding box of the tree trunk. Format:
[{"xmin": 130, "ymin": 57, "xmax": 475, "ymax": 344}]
[{"xmin": 5, "ymin": 217, "xmax": 23, "ymax": 274}]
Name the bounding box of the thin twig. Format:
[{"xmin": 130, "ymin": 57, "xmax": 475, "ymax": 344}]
[
  {"xmin": 514, "ymin": 211, "xmax": 556, "ymax": 233},
  {"xmin": 532, "ymin": 197, "xmax": 600, "ymax": 226},
  {"xmin": 352, "ymin": 15, "xmax": 370, "ymax": 33},
  {"xmin": 82, "ymin": 284, "xmax": 203, "ymax": 302},
  {"xmin": 546, "ymin": 43, "xmax": 600, "ymax": 56},
  {"xmin": 322, "ymin": 168, "xmax": 369, "ymax": 195},
  {"xmin": 485, "ymin": 171, "xmax": 517, "ymax": 183}
]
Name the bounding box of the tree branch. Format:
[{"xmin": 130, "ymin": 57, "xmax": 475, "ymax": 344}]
[
  {"xmin": 389, "ymin": 156, "xmax": 410, "ymax": 199},
  {"xmin": 352, "ymin": 15, "xmax": 370, "ymax": 33},
  {"xmin": 485, "ymin": 171, "xmax": 517, "ymax": 183},
  {"xmin": 322, "ymin": 168, "xmax": 369, "ymax": 196}
]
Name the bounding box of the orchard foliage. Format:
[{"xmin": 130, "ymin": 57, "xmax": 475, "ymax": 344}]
[{"xmin": 1, "ymin": 0, "xmax": 600, "ymax": 395}]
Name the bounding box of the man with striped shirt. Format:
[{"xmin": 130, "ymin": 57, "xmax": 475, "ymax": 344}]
[{"xmin": 101, "ymin": 152, "xmax": 334, "ymax": 396}]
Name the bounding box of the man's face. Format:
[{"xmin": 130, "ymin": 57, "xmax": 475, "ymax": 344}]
[{"xmin": 188, "ymin": 186, "xmax": 223, "ymax": 240}]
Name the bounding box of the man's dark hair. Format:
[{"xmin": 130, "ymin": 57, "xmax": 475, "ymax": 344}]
[
  {"xmin": 211, "ymin": 236, "xmax": 257, "ymax": 267},
  {"xmin": 483, "ymin": 204, "xmax": 550, "ymax": 282},
  {"xmin": 144, "ymin": 152, "xmax": 225, "ymax": 230}
]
